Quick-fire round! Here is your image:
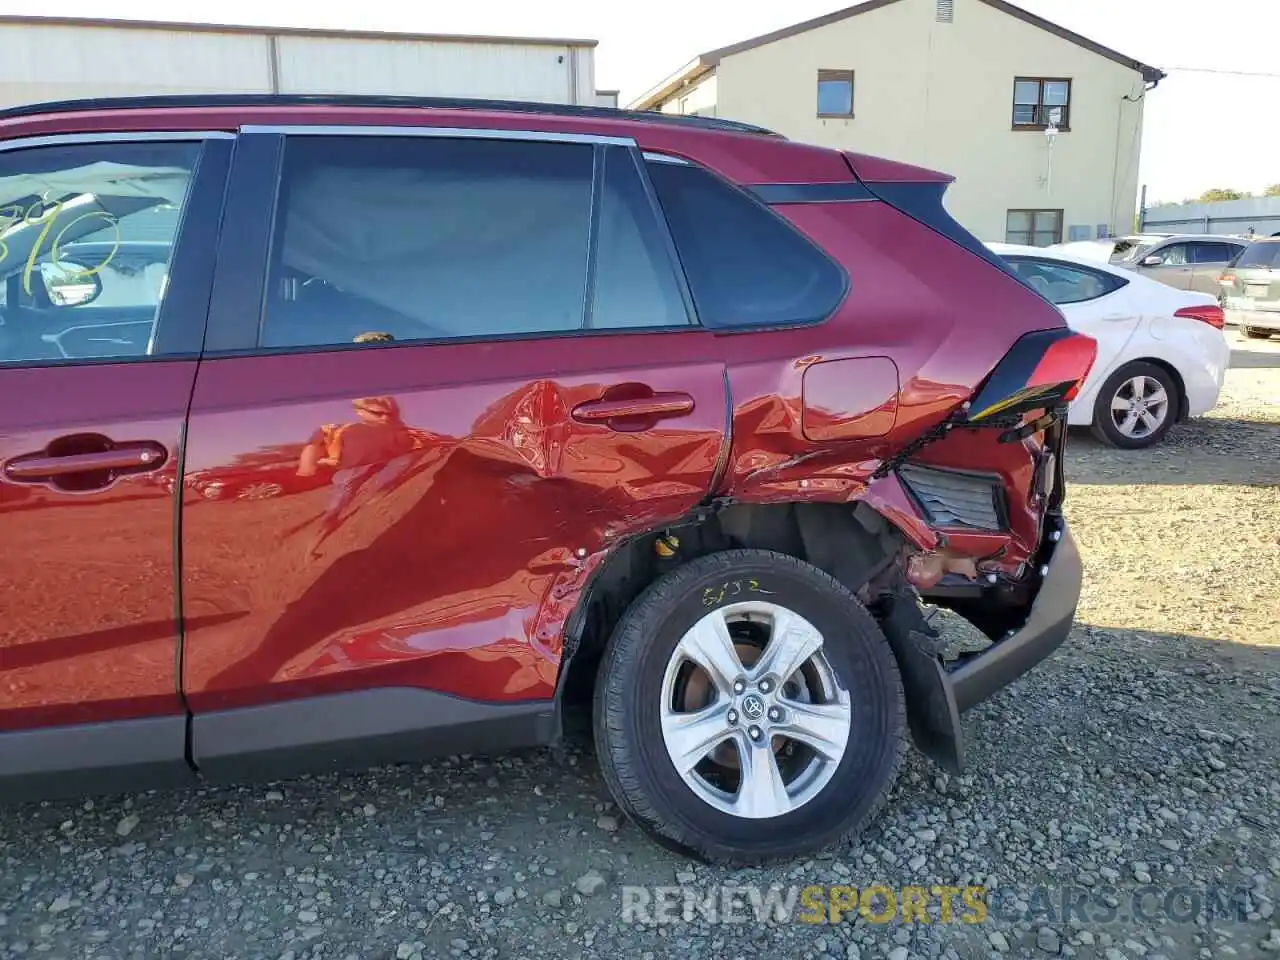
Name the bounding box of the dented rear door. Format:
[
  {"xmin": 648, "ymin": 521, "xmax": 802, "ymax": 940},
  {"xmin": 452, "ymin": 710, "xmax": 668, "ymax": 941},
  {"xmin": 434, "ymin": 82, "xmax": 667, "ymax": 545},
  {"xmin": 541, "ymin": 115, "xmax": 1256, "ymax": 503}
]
[{"xmin": 178, "ymin": 129, "xmax": 729, "ymax": 719}]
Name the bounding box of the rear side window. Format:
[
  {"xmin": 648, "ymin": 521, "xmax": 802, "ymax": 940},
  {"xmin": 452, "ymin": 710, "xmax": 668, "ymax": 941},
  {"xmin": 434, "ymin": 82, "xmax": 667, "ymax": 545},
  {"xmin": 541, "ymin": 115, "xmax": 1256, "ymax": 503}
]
[
  {"xmin": 1188, "ymin": 242, "xmax": 1238, "ymax": 264},
  {"xmin": 1234, "ymin": 241, "xmax": 1280, "ymax": 269},
  {"xmin": 260, "ymin": 137, "xmax": 690, "ymax": 348},
  {"xmin": 645, "ymin": 160, "xmax": 846, "ymax": 328},
  {"xmin": 1006, "ymin": 257, "xmax": 1126, "ymax": 305}
]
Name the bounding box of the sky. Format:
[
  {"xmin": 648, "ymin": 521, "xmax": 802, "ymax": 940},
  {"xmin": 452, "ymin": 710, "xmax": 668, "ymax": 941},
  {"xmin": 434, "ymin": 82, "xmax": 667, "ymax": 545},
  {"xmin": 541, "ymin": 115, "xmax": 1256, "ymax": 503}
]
[{"xmin": 6, "ymin": 0, "xmax": 1279, "ymax": 203}]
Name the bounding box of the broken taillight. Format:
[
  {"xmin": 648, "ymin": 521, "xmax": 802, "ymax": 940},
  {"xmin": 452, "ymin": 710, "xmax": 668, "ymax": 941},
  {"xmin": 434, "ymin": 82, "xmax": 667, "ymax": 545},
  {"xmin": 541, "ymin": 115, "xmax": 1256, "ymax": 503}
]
[
  {"xmin": 1174, "ymin": 304, "xmax": 1226, "ymax": 329},
  {"xmin": 1030, "ymin": 332, "xmax": 1097, "ymax": 401},
  {"xmin": 966, "ymin": 329, "xmax": 1097, "ymax": 421}
]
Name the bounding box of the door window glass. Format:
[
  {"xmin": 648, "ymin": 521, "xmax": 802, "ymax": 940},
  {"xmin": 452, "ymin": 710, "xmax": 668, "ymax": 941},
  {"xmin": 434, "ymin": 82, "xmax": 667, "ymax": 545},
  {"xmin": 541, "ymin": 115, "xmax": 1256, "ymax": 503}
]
[
  {"xmin": 591, "ymin": 148, "xmax": 691, "ymax": 329},
  {"xmin": 260, "ymin": 136, "xmax": 690, "ymax": 348},
  {"xmin": 1155, "ymin": 243, "xmax": 1188, "ymax": 266},
  {"xmin": 1188, "ymin": 242, "xmax": 1236, "ymax": 264},
  {"xmin": 0, "ymin": 141, "xmax": 198, "ymax": 364}
]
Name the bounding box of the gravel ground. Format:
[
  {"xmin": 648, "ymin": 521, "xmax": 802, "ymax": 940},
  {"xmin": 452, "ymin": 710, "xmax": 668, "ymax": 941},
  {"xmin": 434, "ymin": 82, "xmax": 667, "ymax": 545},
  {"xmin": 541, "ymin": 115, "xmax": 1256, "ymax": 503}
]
[{"xmin": 2, "ymin": 331, "xmax": 1278, "ymax": 960}]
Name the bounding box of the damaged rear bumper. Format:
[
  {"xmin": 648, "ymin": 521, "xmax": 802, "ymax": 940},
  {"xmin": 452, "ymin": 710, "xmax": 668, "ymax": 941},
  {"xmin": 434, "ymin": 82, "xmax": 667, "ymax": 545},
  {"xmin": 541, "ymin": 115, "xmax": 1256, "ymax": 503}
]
[
  {"xmin": 881, "ymin": 515, "xmax": 1082, "ymax": 773},
  {"xmin": 948, "ymin": 518, "xmax": 1081, "ymax": 711}
]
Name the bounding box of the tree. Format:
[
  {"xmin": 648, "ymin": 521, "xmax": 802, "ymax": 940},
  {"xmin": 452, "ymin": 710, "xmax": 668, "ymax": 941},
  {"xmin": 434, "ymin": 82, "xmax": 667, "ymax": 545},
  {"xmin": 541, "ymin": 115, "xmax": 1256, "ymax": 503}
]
[
  {"xmin": 1265, "ymin": 184, "xmax": 1280, "ymax": 197},
  {"xmin": 1199, "ymin": 188, "xmax": 1247, "ymax": 202}
]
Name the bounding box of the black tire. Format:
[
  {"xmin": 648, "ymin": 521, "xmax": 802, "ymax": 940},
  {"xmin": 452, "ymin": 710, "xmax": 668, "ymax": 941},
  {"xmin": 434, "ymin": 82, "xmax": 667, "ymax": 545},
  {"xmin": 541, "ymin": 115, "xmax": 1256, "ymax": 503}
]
[
  {"xmin": 1242, "ymin": 325, "xmax": 1273, "ymax": 340},
  {"xmin": 1089, "ymin": 360, "xmax": 1181, "ymax": 449},
  {"xmin": 592, "ymin": 549, "xmax": 905, "ymax": 863}
]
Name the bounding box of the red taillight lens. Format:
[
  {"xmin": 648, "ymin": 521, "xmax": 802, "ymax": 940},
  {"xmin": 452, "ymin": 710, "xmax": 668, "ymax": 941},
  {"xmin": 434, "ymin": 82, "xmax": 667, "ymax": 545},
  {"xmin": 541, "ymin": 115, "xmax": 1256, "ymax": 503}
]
[
  {"xmin": 1174, "ymin": 304, "xmax": 1226, "ymax": 329},
  {"xmin": 1030, "ymin": 333, "xmax": 1098, "ymax": 401}
]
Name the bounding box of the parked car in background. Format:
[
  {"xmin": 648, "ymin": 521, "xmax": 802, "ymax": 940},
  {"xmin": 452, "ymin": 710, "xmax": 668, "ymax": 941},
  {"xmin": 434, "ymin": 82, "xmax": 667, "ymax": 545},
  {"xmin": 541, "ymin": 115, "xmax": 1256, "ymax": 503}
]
[
  {"xmin": 1105, "ymin": 234, "xmax": 1248, "ymax": 296},
  {"xmin": 0, "ymin": 94, "xmax": 1096, "ymax": 863},
  {"xmin": 989, "ymin": 243, "xmax": 1228, "ymax": 448},
  {"xmin": 1218, "ymin": 237, "xmax": 1280, "ymax": 339}
]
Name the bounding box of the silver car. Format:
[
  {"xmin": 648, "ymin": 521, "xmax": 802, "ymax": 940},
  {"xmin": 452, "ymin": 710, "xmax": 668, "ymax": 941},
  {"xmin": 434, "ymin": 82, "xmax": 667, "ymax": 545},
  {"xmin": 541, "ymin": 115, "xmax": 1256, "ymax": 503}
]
[
  {"xmin": 1219, "ymin": 238, "xmax": 1280, "ymax": 338},
  {"xmin": 1109, "ymin": 234, "xmax": 1249, "ymax": 296}
]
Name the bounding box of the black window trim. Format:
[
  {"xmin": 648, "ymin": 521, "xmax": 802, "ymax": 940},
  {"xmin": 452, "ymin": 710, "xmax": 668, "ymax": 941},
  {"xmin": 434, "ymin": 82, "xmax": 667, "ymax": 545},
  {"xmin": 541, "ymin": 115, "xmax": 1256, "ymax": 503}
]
[
  {"xmin": 206, "ymin": 126, "xmax": 704, "ymax": 358},
  {"xmin": 1004, "ymin": 254, "xmax": 1129, "ymax": 304},
  {"xmin": 0, "ymin": 130, "xmax": 234, "ymax": 370}
]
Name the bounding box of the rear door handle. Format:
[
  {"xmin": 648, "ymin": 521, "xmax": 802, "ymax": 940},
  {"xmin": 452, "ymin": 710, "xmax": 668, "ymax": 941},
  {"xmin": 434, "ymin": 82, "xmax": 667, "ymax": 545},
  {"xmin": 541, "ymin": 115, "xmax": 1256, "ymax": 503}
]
[
  {"xmin": 571, "ymin": 391, "xmax": 695, "ymax": 430},
  {"xmin": 3, "ymin": 439, "xmax": 168, "ymax": 488}
]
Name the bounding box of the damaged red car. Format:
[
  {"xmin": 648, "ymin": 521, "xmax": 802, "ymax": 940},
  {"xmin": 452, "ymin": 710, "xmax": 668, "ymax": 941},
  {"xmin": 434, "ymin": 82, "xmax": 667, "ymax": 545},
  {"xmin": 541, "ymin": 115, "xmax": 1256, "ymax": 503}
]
[{"xmin": 0, "ymin": 94, "xmax": 1092, "ymax": 862}]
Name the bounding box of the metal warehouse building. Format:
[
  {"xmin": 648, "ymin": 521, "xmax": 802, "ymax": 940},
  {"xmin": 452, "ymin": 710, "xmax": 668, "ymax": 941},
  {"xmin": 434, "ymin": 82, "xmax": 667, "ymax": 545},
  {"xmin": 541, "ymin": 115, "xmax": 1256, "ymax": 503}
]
[{"xmin": 0, "ymin": 15, "xmax": 616, "ymax": 108}]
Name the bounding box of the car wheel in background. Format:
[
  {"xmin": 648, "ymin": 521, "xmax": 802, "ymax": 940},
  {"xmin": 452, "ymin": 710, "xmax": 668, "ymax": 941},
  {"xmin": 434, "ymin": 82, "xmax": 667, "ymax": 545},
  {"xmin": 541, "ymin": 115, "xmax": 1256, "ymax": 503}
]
[
  {"xmin": 1241, "ymin": 326, "xmax": 1273, "ymax": 340},
  {"xmin": 593, "ymin": 549, "xmax": 905, "ymax": 863},
  {"xmin": 1090, "ymin": 361, "xmax": 1181, "ymax": 449}
]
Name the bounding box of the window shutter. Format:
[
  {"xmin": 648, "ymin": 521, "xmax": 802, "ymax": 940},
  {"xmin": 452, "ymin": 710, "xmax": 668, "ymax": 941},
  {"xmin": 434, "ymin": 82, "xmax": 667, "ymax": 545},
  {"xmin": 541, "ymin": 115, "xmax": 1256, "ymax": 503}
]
[{"xmin": 936, "ymin": 0, "xmax": 954, "ymax": 22}]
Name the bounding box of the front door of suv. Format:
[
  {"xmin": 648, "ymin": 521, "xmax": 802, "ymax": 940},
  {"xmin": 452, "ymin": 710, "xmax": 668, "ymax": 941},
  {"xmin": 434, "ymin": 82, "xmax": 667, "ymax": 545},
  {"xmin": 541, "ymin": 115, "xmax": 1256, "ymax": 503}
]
[
  {"xmin": 179, "ymin": 128, "xmax": 729, "ymax": 772},
  {"xmin": 0, "ymin": 133, "xmax": 230, "ymax": 793}
]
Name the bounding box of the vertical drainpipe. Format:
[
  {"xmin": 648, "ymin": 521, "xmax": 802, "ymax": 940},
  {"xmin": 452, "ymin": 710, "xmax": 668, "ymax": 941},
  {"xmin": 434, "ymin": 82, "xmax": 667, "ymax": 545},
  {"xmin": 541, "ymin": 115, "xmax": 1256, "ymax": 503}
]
[
  {"xmin": 567, "ymin": 46, "xmax": 580, "ymax": 105},
  {"xmin": 268, "ymin": 34, "xmax": 281, "ymax": 94}
]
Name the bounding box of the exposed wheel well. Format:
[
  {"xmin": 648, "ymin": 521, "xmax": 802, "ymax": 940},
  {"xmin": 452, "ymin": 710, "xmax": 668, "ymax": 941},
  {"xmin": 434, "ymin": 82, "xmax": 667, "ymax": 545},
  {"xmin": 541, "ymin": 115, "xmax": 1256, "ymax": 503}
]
[{"xmin": 557, "ymin": 501, "xmax": 906, "ymax": 709}]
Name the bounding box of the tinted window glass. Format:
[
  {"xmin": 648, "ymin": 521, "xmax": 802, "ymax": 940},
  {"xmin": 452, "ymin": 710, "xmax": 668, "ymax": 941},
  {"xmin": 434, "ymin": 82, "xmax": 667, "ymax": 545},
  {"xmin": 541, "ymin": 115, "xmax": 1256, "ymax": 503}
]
[
  {"xmin": 646, "ymin": 161, "xmax": 845, "ymax": 328},
  {"xmin": 0, "ymin": 141, "xmax": 198, "ymax": 364},
  {"xmin": 262, "ymin": 136, "xmax": 595, "ymax": 347},
  {"xmin": 591, "ymin": 149, "xmax": 690, "ymax": 329},
  {"xmin": 1188, "ymin": 242, "xmax": 1237, "ymax": 264},
  {"xmin": 1007, "ymin": 257, "xmax": 1125, "ymax": 304},
  {"xmin": 1232, "ymin": 241, "xmax": 1280, "ymax": 269}
]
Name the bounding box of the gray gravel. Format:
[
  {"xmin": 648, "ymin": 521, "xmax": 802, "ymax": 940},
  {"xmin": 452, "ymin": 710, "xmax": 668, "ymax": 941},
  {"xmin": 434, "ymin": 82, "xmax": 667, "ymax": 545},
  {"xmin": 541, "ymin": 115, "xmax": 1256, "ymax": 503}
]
[{"xmin": 2, "ymin": 332, "xmax": 1277, "ymax": 960}]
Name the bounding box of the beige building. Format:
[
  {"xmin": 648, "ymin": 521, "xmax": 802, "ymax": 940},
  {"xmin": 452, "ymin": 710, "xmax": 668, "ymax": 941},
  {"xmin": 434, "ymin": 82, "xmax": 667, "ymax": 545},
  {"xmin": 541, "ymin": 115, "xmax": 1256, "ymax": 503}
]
[
  {"xmin": 630, "ymin": 0, "xmax": 1163, "ymax": 244},
  {"xmin": 0, "ymin": 15, "xmax": 615, "ymax": 108}
]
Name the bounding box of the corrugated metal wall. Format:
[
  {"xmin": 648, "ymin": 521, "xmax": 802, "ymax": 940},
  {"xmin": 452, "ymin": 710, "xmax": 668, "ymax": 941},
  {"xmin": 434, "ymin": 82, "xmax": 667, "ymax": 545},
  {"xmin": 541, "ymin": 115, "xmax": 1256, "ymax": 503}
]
[
  {"xmin": 1141, "ymin": 196, "xmax": 1280, "ymax": 238},
  {"xmin": 0, "ymin": 21, "xmax": 594, "ymax": 107}
]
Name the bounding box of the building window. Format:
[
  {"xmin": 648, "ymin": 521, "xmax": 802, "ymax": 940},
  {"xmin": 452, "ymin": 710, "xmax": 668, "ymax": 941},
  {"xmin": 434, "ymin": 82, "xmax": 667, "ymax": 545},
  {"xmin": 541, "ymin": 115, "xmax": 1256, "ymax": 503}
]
[
  {"xmin": 1006, "ymin": 209, "xmax": 1063, "ymax": 247},
  {"xmin": 1013, "ymin": 78, "xmax": 1071, "ymax": 129},
  {"xmin": 817, "ymin": 69, "xmax": 855, "ymax": 117}
]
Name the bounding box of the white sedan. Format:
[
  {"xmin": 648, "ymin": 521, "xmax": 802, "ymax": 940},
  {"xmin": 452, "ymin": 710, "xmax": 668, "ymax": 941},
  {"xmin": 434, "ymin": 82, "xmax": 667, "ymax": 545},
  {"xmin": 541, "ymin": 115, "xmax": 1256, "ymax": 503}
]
[{"xmin": 988, "ymin": 243, "xmax": 1230, "ymax": 448}]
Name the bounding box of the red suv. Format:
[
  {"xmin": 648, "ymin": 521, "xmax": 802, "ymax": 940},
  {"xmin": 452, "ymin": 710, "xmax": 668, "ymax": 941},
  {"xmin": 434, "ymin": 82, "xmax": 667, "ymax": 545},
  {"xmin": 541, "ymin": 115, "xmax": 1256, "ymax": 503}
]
[{"xmin": 0, "ymin": 95, "xmax": 1091, "ymax": 862}]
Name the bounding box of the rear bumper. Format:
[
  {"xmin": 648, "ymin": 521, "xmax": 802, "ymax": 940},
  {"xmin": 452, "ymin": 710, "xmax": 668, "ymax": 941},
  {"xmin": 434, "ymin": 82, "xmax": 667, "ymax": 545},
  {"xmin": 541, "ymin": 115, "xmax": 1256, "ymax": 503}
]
[
  {"xmin": 948, "ymin": 518, "xmax": 1082, "ymax": 712},
  {"xmin": 1226, "ymin": 309, "xmax": 1280, "ymax": 332}
]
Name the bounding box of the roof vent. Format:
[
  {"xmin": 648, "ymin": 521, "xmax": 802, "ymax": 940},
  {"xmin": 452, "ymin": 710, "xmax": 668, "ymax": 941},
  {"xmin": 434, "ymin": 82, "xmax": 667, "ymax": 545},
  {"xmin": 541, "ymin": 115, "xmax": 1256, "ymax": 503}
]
[{"xmin": 936, "ymin": 0, "xmax": 954, "ymax": 21}]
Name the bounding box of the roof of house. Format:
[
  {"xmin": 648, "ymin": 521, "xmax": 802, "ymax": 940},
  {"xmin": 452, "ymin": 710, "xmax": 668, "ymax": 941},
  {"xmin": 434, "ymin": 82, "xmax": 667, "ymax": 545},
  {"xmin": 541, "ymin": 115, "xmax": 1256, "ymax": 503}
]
[
  {"xmin": 630, "ymin": 0, "xmax": 1163, "ymax": 109},
  {"xmin": 0, "ymin": 14, "xmax": 597, "ymax": 49}
]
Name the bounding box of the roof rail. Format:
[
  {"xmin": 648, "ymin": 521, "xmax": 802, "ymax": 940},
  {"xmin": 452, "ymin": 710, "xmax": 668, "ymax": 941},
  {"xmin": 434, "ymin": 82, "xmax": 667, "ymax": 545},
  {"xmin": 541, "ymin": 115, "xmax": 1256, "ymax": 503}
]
[{"xmin": 0, "ymin": 94, "xmax": 784, "ymax": 139}]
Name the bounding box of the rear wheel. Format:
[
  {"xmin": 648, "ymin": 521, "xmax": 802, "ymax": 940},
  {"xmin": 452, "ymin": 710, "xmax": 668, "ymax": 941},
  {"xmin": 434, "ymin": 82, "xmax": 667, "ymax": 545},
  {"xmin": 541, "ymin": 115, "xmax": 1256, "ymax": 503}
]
[
  {"xmin": 1242, "ymin": 325, "xmax": 1273, "ymax": 340},
  {"xmin": 593, "ymin": 549, "xmax": 904, "ymax": 863},
  {"xmin": 1090, "ymin": 361, "xmax": 1180, "ymax": 449}
]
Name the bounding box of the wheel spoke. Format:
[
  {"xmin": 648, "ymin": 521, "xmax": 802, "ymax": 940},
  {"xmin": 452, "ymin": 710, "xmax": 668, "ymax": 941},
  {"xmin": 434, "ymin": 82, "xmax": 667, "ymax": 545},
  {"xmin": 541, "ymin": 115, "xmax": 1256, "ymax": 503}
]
[
  {"xmin": 1129, "ymin": 375, "xmax": 1146, "ymax": 397},
  {"xmin": 1139, "ymin": 409, "xmax": 1162, "ymax": 432},
  {"xmin": 776, "ymin": 698, "xmax": 851, "ymax": 761},
  {"xmin": 1118, "ymin": 410, "xmax": 1140, "ymax": 435},
  {"xmin": 733, "ymin": 738, "xmax": 792, "ymax": 819},
  {"xmin": 661, "ymin": 703, "xmax": 735, "ymax": 775},
  {"xmin": 1111, "ymin": 392, "xmax": 1130, "ymax": 412},
  {"xmin": 1144, "ymin": 384, "xmax": 1168, "ymax": 407},
  {"xmin": 676, "ymin": 611, "xmax": 744, "ymax": 695},
  {"xmin": 751, "ymin": 608, "xmax": 823, "ymax": 684}
]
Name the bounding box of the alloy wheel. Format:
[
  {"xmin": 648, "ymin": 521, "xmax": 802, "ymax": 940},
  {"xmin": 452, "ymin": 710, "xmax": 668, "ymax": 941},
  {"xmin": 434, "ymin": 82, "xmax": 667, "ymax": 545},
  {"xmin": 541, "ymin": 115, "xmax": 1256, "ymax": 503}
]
[
  {"xmin": 1110, "ymin": 374, "xmax": 1169, "ymax": 440},
  {"xmin": 659, "ymin": 600, "xmax": 851, "ymax": 819}
]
